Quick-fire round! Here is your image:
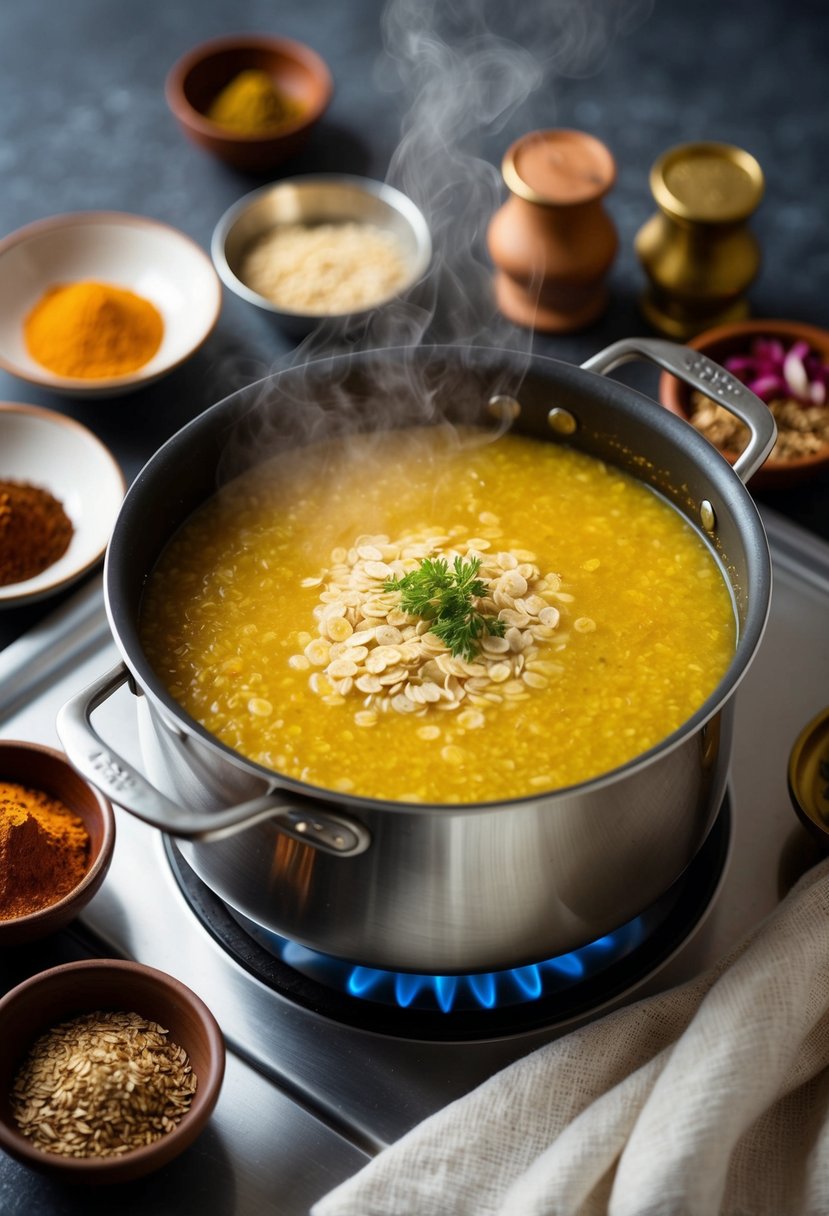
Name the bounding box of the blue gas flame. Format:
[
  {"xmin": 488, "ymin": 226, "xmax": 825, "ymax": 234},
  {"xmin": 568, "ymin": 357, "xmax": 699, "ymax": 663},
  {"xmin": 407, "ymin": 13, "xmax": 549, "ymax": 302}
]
[{"xmin": 277, "ymin": 917, "xmax": 645, "ymax": 1013}]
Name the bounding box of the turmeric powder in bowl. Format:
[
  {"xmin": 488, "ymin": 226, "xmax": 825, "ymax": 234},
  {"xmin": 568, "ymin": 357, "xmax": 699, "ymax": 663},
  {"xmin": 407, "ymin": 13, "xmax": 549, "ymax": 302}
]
[
  {"xmin": 23, "ymin": 281, "xmax": 163, "ymax": 379},
  {"xmin": 206, "ymin": 68, "xmax": 304, "ymax": 135}
]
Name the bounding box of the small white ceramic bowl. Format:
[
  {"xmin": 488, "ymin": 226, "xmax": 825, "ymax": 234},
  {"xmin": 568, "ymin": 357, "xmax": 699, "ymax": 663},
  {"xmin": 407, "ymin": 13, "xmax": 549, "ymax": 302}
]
[
  {"xmin": 0, "ymin": 403, "xmax": 125, "ymax": 606},
  {"xmin": 0, "ymin": 212, "xmax": 222, "ymax": 398}
]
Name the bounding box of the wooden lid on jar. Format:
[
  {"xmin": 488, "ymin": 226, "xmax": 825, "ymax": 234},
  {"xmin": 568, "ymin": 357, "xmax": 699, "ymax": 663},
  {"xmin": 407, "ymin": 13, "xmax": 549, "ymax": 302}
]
[
  {"xmin": 650, "ymin": 142, "xmax": 764, "ymax": 224},
  {"xmin": 502, "ymin": 129, "xmax": 616, "ymax": 206}
]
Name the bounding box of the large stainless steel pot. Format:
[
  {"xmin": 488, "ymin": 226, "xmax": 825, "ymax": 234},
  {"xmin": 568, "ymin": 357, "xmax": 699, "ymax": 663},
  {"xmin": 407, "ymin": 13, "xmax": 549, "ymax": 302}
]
[{"xmin": 58, "ymin": 338, "xmax": 775, "ymax": 973}]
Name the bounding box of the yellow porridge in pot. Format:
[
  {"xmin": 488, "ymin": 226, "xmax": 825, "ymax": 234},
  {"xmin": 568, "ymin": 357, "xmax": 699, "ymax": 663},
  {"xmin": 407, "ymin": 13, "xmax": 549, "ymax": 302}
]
[{"xmin": 139, "ymin": 426, "xmax": 736, "ymax": 803}]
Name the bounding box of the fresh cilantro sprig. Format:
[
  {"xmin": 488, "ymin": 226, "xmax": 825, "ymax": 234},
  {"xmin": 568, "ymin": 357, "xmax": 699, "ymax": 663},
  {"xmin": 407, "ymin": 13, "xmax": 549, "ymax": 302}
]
[{"xmin": 384, "ymin": 555, "xmax": 505, "ymax": 661}]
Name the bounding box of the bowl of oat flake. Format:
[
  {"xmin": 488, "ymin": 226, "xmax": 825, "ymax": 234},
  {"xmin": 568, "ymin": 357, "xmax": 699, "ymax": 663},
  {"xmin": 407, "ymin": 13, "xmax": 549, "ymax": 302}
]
[{"xmin": 212, "ymin": 174, "xmax": 432, "ymax": 337}]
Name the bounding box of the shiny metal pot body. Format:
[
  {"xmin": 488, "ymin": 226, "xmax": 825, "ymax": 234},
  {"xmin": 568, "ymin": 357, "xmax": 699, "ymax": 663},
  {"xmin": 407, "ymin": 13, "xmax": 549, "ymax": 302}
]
[{"xmin": 59, "ymin": 340, "xmax": 774, "ymax": 973}]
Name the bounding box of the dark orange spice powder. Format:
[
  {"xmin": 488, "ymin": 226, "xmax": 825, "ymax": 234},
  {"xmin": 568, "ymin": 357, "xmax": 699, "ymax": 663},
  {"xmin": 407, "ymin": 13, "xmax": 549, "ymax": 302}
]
[
  {"xmin": 0, "ymin": 480, "xmax": 73, "ymax": 586},
  {"xmin": 0, "ymin": 782, "xmax": 90, "ymax": 919}
]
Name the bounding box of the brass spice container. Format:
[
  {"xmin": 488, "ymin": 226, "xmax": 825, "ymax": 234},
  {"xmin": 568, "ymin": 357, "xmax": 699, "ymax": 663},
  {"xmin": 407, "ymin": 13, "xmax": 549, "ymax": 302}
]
[{"xmin": 635, "ymin": 142, "xmax": 764, "ymax": 340}]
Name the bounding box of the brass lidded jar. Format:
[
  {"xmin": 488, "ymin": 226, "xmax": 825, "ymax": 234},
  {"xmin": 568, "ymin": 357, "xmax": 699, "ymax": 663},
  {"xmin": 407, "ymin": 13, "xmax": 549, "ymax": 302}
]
[
  {"xmin": 635, "ymin": 141, "xmax": 765, "ymax": 340},
  {"xmin": 788, "ymin": 706, "xmax": 829, "ymax": 846},
  {"xmin": 487, "ymin": 128, "xmax": 618, "ymax": 332}
]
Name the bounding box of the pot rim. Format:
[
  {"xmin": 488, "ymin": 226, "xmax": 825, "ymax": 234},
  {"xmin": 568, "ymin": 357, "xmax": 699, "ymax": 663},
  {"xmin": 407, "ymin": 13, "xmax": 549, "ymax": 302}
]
[{"xmin": 105, "ymin": 342, "xmax": 772, "ymax": 816}]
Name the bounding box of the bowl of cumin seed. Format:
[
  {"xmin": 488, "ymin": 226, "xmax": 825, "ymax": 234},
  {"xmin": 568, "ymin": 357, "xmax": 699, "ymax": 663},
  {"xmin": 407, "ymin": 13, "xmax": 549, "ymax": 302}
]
[{"xmin": 0, "ymin": 959, "xmax": 225, "ymax": 1183}]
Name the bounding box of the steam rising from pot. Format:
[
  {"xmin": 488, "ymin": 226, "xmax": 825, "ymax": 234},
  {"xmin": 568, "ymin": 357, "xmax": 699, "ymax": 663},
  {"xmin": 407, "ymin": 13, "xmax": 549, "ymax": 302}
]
[
  {"xmin": 216, "ymin": 0, "xmax": 652, "ymax": 477},
  {"xmin": 348, "ymin": 0, "xmax": 649, "ymax": 355}
]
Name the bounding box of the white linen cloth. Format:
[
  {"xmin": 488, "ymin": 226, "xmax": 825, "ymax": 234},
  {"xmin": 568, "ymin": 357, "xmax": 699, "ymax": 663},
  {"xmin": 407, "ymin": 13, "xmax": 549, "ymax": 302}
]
[{"xmin": 312, "ymin": 857, "xmax": 829, "ymax": 1216}]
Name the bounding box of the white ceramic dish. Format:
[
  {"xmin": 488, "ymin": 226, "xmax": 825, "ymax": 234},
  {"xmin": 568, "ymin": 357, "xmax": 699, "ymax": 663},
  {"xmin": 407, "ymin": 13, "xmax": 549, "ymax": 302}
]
[
  {"xmin": 0, "ymin": 212, "xmax": 221, "ymax": 398},
  {"xmin": 0, "ymin": 403, "xmax": 125, "ymax": 606}
]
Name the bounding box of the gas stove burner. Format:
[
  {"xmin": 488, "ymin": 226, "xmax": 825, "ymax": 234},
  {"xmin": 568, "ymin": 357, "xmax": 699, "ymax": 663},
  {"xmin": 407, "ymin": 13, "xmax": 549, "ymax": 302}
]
[
  {"xmin": 165, "ymin": 798, "xmax": 730, "ymax": 1041},
  {"xmin": 239, "ymin": 914, "xmax": 646, "ymax": 1014}
]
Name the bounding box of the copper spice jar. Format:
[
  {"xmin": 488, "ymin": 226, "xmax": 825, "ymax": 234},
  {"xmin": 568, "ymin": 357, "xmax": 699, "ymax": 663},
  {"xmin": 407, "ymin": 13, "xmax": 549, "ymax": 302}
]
[{"xmin": 486, "ymin": 128, "xmax": 618, "ymax": 332}]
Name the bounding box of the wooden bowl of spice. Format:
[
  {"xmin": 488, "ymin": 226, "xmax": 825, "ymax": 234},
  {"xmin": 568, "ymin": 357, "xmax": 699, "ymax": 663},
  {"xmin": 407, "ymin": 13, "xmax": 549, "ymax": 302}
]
[
  {"xmin": 0, "ymin": 959, "xmax": 225, "ymax": 1183},
  {"xmin": 0, "ymin": 740, "xmax": 115, "ymax": 946},
  {"xmin": 659, "ymin": 319, "xmax": 829, "ymax": 491},
  {"xmin": 165, "ymin": 34, "xmax": 333, "ymax": 171}
]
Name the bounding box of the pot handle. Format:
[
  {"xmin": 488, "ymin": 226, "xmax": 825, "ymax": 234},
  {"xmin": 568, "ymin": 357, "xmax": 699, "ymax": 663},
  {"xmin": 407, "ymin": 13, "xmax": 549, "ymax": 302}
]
[
  {"xmin": 580, "ymin": 336, "xmax": 776, "ymax": 485},
  {"xmin": 56, "ymin": 663, "xmax": 372, "ymax": 853}
]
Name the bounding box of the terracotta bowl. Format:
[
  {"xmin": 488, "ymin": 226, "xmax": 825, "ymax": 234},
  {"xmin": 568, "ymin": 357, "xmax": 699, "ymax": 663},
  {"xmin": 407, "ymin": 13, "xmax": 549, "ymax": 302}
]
[
  {"xmin": 658, "ymin": 319, "xmax": 829, "ymax": 492},
  {"xmin": 0, "ymin": 959, "xmax": 225, "ymax": 1183},
  {"xmin": 166, "ymin": 34, "xmax": 333, "ymax": 171},
  {"xmin": 0, "ymin": 740, "xmax": 115, "ymax": 946}
]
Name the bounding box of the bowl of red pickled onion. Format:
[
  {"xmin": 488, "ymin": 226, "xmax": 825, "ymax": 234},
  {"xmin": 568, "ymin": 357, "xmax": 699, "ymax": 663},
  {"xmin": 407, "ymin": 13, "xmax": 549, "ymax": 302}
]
[{"xmin": 659, "ymin": 318, "xmax": 829, "ymax": 490}]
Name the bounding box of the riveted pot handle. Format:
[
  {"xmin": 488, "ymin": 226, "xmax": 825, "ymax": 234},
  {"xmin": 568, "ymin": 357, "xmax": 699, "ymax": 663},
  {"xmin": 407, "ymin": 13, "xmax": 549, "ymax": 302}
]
[
  {"xmin": 580, "ymin": 336, "xmax": 776, "ymax": 485},
  {"xmin": 57, "ymin": 663, "xmax": 372, "ymax": 852}
]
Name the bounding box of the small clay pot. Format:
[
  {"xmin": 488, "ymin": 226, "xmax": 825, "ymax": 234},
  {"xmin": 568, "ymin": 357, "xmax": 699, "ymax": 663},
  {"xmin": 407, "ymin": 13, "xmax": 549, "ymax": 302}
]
[
  {"xmin": 487, "ymin": 129, "xmax": 618, "ymax": 332},
  {"xmin": 166, "ymin": 34, "xmax": 333, "ymax": 172}
]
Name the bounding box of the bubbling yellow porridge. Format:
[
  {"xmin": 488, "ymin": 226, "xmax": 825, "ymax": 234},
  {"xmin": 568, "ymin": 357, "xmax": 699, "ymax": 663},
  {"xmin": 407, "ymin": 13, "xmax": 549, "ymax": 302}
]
[{"xmin": 139, "ymin": 426, "xmax": 736, "ymax": 803}]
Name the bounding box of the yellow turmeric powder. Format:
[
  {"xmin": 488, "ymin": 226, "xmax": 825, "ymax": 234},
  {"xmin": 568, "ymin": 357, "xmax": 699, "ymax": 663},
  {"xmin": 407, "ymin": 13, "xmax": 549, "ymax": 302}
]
[
  {"xmin": 0, "ymin": 782, "xmax": 90, "ymax": 919},
  {"xmin": 24, "ymin": 281, "xmax": 163, "ymax": 379},
  {"xmin": 206, "ymin": 69, "xmax": 303, "ymax": 135}
]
